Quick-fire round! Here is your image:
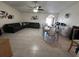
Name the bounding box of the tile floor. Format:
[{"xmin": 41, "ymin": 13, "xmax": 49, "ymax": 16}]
[{"xmin": 0, "ymin": 28, "xmax": 76, "ymax": 57}]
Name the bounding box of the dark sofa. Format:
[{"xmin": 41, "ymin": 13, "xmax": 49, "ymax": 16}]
[
  {"xmin": 0, "ymin": 29, "xmax": 2, "ymax": 35},
  {"xmin": 22, "ymin": 22, "xmax": 40, "ymax": 28},
  {"xmin": 2, "ymin": 22, "xmax": 40, "ymax": 33},
  {"xmin": 3, "ymin": 23, "xmax": 22, "ymax": 33}
]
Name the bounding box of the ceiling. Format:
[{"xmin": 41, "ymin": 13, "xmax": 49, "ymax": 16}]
[{"xmin": 3, "ymin": 1, "xmax": 78, "ymax": 14}]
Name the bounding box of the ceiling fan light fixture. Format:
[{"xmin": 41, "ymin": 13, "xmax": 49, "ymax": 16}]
[{"xmin": 33, "ymin": 8, "xmax": 38, "ymax": 13}]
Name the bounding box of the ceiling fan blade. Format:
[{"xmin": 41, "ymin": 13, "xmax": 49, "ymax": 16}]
[
  {"xmin": 38, "ymin": 9, "xmax": 44, "ymax": 11},
  {"xmin": 25, "ymin": 3, "xmax": 35, "ymax": 9},
  {"xmin": 26, "ymin": 5, "xmax": 33, "ymax": 8}
]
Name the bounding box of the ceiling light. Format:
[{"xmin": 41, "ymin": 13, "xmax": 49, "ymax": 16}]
[
  {"xmin": 33, "ymin": 9, "xmax": 38, "ymax": 12},
  {"xmin": 33, "ymin": 7, "xmax": 39, "ymax": 13}
]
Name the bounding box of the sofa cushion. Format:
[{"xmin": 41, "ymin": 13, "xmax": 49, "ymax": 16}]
[{"xmin": 2, "ymin": 23, "xmax": 22, "ymax": 33}]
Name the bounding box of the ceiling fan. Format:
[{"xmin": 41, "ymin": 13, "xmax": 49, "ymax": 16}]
[{"xmin": 27, "ymin": 1, "xmax": 44, "ymax": 13}]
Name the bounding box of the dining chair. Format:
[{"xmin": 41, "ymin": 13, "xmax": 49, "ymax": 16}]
[{"xmin": 68, "ymin": 29, "xmax": 79, "ymax": 52}]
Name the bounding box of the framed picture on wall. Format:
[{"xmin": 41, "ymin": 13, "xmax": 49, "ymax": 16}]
[
  {"xmin": 0, "ymin": 10, "xmax": 8, "ymax": 18},
  {"xmin": 65, "ymin": 13, "xmax": 70, "ymax": 18},
  {"xmin": 8, "ymin": 15, "xmax": 14, "ymax": 19}
]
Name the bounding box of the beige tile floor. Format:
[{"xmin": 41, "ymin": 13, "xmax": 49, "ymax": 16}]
[{"xmin": 1, "ymin": 28, "xmax": 76, "ymax": 57}]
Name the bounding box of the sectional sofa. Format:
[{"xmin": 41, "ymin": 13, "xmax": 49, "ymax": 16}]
[{"xmin": 2, "ymin": 22, "xmax": 40, "ymax": 33}]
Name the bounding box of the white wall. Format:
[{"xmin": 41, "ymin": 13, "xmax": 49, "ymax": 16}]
[
  {"xmin": 21, "ymin": 12, "xmax": 58, "ymax": 27},
  {"xmin": 58, "ymin": 2, "xmax": 79, "ymax": 27},
  {"xmin": 0, "ymin": 2, "xmax": 22, "ymax": 27},
  {"xmin": 0, "ymin": 2, "xmax": 59, "ymax": 28}
]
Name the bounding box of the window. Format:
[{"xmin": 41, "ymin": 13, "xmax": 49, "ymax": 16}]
[{"xmin": 46, "ymin": 15, "xmax": 55, "ymax": 27}]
